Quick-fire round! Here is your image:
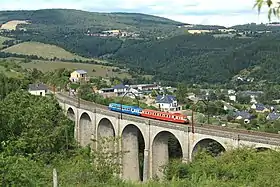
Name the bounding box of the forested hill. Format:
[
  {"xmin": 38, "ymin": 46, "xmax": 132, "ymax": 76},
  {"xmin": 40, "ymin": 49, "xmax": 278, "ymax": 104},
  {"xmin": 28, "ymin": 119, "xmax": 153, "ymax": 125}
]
[
  {"xmin": 2, "ymin": 9, "xmax": 280, "ymax": 84},
  {"xmin": 0, "ymin": 9, "xmax": 184, "ymax": 36},
  {"xmin": 111, "ymin": 34, "xmax": 280, "ymax": 84}
]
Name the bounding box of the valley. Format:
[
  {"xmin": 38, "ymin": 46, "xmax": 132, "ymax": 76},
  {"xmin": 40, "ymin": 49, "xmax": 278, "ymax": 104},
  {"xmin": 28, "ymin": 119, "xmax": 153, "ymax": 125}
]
[
  {"xmin": 1, "ymin": 4, "xmax": 280, "ymax": 187},
  {"xmin": 0, "ymin": 9, "xmax": 279, "ymax": 85}
]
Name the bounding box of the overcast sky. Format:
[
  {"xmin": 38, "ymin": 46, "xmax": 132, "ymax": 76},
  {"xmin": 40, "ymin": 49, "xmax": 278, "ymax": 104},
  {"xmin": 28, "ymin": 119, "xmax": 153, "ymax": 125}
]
[{"xmin": 0, "ymin": 0, "xmax": 278, "ymax": 27}]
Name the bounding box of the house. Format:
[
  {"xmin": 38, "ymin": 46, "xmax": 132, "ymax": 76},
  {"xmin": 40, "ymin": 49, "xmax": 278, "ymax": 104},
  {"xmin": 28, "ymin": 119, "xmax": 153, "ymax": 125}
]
[
  {"xmin": 223, "ymin": 102, "xmax": 237, "ymax": 111},
  {"xmin": 239, "ymin": 91, "xmax": 264, "ymax": 103},
  {"xmin": 127, "ymin": 84, "xmax": 160, "ymax": 91},
  {"xmin": 69, "ymin": 70, "xmax": 88, "ymax": 83},
  {"xmin": 228, "ymin": 95, "xmax": 236, "ymax": 102},
  {"xmin": 113, "ymin": 84, "xmax": 129, "ymax": 96},
  {"xmin": 102, "ymin": 30, "xmax": 121, "ymax": 37},
  {"xmin": 251, "ymin": 103, "xmax": 270, "ymax": 113},
  {"xmin": 28, "ymin": 83, "xmax": 48, "ymax": 96},
  {"xmin": 227, "ymin": 89, "xmax": 236, "ymax": 95},
  {"xmin": 266, "ymin": 112, "xmax": 280, "ymax": 121},
  {"xmin": 233, "ymin": 111, "xmax": 253, "ymax": 124},
  {"xmin": 125, "ymin": 87, "xmax": 144, "ymax": 99},
  {"xmin": 156, "ymin": 95, "xmax": 179, "ymax": 112}
]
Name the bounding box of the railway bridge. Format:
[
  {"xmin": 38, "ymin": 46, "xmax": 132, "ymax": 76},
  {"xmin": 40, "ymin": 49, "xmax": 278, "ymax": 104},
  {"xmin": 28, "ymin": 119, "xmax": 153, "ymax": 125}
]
[{"xmin": 55, "ymin": 93, "xmax": 280, "ymax": 181}]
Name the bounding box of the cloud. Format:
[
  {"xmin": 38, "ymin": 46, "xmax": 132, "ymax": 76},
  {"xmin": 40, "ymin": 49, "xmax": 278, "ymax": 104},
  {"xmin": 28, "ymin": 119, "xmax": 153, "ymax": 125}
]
[{"xmin": 0, "ymin": 0, "xmax": 276, "ymax": 26}]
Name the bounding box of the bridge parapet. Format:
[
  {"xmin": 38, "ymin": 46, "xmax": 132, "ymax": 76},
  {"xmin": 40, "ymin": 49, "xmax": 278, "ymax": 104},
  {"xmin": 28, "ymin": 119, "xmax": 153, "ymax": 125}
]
[
  {"xmin": 194, "ymin": 127, "xmax": 237, "ymax": 139},
  {"xmin": 238, "ymin": 134, "xmax": 280, "ymax": 146},
  {"xmin": 55, "ymin": 92, "xmax": 280, "ymax": 146}
]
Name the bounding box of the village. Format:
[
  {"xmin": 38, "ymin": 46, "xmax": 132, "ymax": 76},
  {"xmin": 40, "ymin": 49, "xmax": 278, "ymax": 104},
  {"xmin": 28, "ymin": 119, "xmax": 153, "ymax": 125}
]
[
  {"xmin": 27, "ymin": 69, "xmax": 280, "ymax": 131},
  {"xmin": 85, "ymin": 29, "xmax": 140, "ymax": 38}
]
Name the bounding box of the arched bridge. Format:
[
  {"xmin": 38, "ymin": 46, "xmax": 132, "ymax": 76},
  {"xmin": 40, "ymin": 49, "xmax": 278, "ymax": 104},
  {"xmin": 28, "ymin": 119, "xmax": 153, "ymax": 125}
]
[{"xmin": 56, "ymin": 93, "xmax": 280, "ymax": 181}]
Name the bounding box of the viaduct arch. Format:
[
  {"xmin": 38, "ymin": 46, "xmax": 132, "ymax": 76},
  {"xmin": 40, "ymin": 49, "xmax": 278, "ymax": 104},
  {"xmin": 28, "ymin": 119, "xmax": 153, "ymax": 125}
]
[
  {"xmin": 97, "ymin": 118, "xmax": 116, "ymax": 138},
  {"xmin": 121, "ymin": 124, "xmax": 145, "ymax": 181},
  {"xmin": 152, "ymin": 131, "xmax": 183, "ymax": 179},
  {"xmin": 56, "ymin": 95, "xmax": 280, "ymax": 182},
  {"xmin": 191, "ymin": 138, "xmax": 227, "ymax": 159},
  {"xmin": 79, "ymin": 112, "xmax": 93, "ymax": 147},
  {"xmin": 66, "ymin": 107, "xmax": 75, "ymax": 121}
]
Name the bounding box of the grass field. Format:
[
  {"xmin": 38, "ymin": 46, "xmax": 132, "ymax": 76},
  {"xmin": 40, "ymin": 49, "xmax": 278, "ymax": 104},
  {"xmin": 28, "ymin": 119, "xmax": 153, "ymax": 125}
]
[
  {"xmin": 2, "ymin": 41, "xmax": 91, "ymax": 61},
  {"xmin": 0, "ymin": 36, "xmax": 14, "ymax": 48},
  {"xmin": 0, "ymin": 20, "xmax": 29, "ymax": 30},
  {"xmin": 20, "ymin": 60, "xmax": 131, "ymax": 79}
]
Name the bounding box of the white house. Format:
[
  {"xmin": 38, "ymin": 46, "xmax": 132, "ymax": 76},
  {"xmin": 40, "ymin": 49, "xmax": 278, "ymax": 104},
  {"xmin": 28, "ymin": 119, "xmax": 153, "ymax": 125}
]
[
  {"xmin": 113, "ymin": 84, "xmax": 129, "ymax": 96},
  {"xmin": 229, "ymin": 95, "xmax": 236, "ymax": 102},
  {"xmin": 28, "ymin": 83, "xmax": 48, "ymax": 96},
  {"xmin": 227, "ymin": 89, "xmax": 236, "ymax": 95},
  {"xmin": 126, "ymin": 87, "xmax": 144, "ymax": 99},
  {"xmin": 126, "ymin": 84, "xmax": 160, "ymax": 91},
  {"xmin": 155, "ymin": 95, "xmax": 178, "ymax": 111}
]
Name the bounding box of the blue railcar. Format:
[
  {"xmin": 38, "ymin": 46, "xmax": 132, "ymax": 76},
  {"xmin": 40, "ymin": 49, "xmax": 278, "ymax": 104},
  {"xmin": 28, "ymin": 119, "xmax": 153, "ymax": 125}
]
[{"xmin": 108, "ymin": 103, "xmax": 142, "ymax": 116}]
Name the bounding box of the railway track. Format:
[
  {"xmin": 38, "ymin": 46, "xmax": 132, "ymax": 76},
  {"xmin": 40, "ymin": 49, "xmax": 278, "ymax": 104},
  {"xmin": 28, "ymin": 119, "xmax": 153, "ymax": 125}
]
[{"xmin": 55, "ymin": 92, "xmax": 280, "ymax": 139}]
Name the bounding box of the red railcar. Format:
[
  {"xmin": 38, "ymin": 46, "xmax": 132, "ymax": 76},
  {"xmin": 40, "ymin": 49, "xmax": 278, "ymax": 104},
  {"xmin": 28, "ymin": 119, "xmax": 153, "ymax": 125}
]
[{"xmin": 140, "ymin": 109, "xmax": 189, "ymax": 124}]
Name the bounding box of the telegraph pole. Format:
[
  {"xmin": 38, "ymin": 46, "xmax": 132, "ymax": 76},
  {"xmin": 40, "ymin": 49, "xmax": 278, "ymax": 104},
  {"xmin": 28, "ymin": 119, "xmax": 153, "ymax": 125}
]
[
  {"xmin": 191, "ymin": 108, "xmax": 194, "ymax": 133},
  {"xmin": 120, "ymin": 87, "xmax": 139, "ymax": 119}
]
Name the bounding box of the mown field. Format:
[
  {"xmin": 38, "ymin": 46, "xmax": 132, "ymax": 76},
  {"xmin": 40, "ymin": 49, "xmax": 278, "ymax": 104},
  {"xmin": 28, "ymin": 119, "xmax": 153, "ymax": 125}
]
[
  {"xmin": 20, "ymin": 59, "xmax": 131, "ymax": 79},
  {"xmin": 2, "ymin": 41, "xmax": 91, "ymax": 61},
  {"xmin": 0, "ymin": 20, "xmax": 29, "ymax": 30}
]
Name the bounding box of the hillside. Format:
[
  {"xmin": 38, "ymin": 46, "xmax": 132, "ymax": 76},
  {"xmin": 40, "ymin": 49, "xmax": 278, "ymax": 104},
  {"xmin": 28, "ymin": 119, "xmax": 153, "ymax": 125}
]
[
  {"xmin": 0, "ymin": 9, "xmax": 183, "ymax": 36},
  {"xmin": 2, "ymin": 9, "xmax": 280, "ymax": 85},
  {"xmin": 111, "ymin": 34, "xmax": 280, "ymax": 84},
  {"xmin": 0, "ymin": 20, "xmax": 29, "ymax": 30},
  {"xmin": 2, "ymin": 41, "xmax": 89, "ymax": 60},
  {"xmin": 0, "ymin": 35, "xmax": 13, "ymax": 48},
  {"xmin": 230, "ymin": 23, "xmax": 280, "ymax": 31},
  {"xmin": 20, "ymin": 60, "xmax": 131, "ymax": 79}
]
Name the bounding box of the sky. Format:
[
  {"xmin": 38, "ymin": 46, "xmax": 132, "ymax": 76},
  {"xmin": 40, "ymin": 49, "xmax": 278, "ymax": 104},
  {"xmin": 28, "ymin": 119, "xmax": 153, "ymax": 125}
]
[{"xmin": 0, "ymin": 0, "xmax": 278, "ymax": 27}]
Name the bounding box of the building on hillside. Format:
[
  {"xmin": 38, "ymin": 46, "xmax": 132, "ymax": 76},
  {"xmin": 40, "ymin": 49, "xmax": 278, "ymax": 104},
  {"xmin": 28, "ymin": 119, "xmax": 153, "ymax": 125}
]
[
  {"xmin": 28, "ymin": 83, "xmax": 48, "ymax": 96},
  {"xmin": 102, "ymin": 30, "xmax": 121, "ymax": 37},
  {"xmin": 233, "ymin": 111, "xmax": 253, "ymax": 124},
  {"xmin": 113, "ymin": 84, "xmax": 129, "ymax": 96},
  {"xmin": 266, "ymin": 112, "xmax": 280, "ymax": 121},
  {"xmin": 223, "ymin": 102, "xmax": 237, "ymax": 112},
  {"xmin": 187, "ymin": 30, "xmax": 211, "ymax": 34},
  {"xmin": 228, "ymin": 95, "xmax": 236, "ymax": 102},
  {"xmin": 251, "ymin": 103, "xmax": 270, "ymax": 113},
  {"xmin": 156, "ymin": 95, "xmax": 179, "ymax": 112},
  {"xmin": 69, "ymin": 70, "xmax": 88, "ymax": 83},
  {"xmin": 126, "ymin": 84, "xmax": 160, "ymax": 91}
]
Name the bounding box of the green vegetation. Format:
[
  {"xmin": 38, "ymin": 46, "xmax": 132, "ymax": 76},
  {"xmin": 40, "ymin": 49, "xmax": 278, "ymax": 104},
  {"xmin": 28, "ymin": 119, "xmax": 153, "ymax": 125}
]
[
  {"xmin": 0, "ymin": 35, "xmax": 13, "ymax": 48},
  {"xmin": 1, "ymin": 9, "xmax": 280, "ymax": 85},
  {"xmin": 2, "ymin": 41, "xmax": 89, "ymax": 60},
  {"xmin": 0, "ymin": 9, "xmax": 183, "ymax": 36},
  {"xmin": 1, "ymin": 72, "xmax": 280, "ymax": 186},
  {"xmin": 20, "ymin": 59, "xmax": 132, "ymax": 79},
  {"xmin": 112, "ymin": 33, "xmax": 280, "ymax": 84}
]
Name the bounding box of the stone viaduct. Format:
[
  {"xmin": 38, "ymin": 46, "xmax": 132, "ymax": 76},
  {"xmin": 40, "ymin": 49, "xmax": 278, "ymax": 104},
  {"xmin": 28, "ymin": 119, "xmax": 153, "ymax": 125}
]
[{"xmin": 56, "ymin": 93, "xmax": 280, "ymax": 181}]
